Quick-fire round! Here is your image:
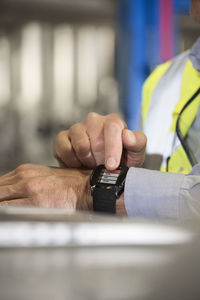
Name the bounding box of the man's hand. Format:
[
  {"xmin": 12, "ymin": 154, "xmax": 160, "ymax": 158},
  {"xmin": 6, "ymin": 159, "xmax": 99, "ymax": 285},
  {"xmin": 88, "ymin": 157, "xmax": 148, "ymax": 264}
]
[
  {"xmin": 54, "ymin": 113, "xmax": 147, "ymax": 170},
  {"xmin": 0, "ymin": 164, "xmax": 92, "ymax": 210}
]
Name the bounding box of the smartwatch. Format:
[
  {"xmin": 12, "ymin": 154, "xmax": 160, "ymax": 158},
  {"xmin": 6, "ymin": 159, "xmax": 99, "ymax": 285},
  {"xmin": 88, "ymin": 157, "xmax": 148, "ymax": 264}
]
[{"xmin": 90, "ymin": 164, "xmax": 129, "ymax": 214}]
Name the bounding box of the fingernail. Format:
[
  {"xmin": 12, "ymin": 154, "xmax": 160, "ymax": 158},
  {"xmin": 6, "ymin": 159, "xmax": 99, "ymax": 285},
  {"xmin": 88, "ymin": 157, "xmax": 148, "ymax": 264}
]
[
  {"xmin": 106, "ymin": 157, "xmax": 117, "ymax": 168},
  {"xmin": 127, "ymin": 130, "xmax": 136, "ymax": 144}
]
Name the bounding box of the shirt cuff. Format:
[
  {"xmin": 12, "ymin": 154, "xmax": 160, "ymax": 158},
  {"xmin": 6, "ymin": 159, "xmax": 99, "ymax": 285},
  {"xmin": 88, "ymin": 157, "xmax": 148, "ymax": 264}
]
[{"xmin": 124, "ymin": 167, "xmax": 185, "ymax": 219}]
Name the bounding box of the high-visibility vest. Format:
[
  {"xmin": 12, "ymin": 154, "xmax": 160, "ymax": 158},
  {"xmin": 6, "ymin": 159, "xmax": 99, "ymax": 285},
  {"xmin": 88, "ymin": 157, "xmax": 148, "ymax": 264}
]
[{"xmin": 142, "ymin": 51, "xmax": 200, "ymax": 174}]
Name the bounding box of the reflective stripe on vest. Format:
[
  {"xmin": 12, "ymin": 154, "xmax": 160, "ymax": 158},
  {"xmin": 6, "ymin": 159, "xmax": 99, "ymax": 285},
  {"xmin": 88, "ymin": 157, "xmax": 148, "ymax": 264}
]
[{"xmin": 142, "ymin": 51, "xmax": 200, "ymax": 174}]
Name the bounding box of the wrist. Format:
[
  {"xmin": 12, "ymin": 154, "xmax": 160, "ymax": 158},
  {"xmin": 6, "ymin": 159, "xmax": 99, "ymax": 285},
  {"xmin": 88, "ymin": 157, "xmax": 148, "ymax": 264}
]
[
  {"xmin": 76, "ymin": 170, "xmax": 93, "ymax": 211},
  {"xmin": 90, "ymin": 165, "xmax": 129, "ymax": 215},
  {"xmin": 116, "ymin": 193, "xmax": 127, "ymax": 216}
]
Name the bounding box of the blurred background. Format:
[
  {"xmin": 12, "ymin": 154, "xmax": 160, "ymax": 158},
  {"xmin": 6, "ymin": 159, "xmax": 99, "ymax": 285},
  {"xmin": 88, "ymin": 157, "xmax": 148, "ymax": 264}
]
[{"xmin": 0, "ymin": 0, "xmax": 199, "ymax": 175}]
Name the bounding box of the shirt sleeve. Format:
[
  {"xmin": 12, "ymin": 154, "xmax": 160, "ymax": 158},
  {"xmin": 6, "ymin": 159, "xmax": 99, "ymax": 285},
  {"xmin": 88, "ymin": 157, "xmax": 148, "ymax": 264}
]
[{"xmin": 124, "ymin": 164, "xmax": 200, "ymax": 220}]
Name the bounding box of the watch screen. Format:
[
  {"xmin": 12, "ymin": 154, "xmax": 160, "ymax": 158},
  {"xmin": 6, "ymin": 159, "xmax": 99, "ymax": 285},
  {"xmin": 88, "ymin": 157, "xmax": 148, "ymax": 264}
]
[{"xmin": 99, "ymin": 169, "xmax": 120, "ymax": 185}]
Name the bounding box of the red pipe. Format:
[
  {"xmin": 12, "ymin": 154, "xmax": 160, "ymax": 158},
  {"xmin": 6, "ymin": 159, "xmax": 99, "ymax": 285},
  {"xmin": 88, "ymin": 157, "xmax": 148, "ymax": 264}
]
[{"xmin": 160, "ymin": 0, "xmax": 174, "ymax": 62}]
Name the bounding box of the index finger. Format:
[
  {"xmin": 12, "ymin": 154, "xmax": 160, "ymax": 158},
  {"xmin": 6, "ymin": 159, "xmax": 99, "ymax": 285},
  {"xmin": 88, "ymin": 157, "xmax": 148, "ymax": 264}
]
[{"xmin": 104, "ymin": 114, "xmax": 126, "ymax": 170}]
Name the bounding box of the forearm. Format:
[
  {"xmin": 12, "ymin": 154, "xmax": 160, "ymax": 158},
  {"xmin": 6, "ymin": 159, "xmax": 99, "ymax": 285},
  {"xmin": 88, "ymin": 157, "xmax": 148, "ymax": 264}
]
[{"xmin": 124, "ymin": 165, "xmax": 200, "ymax": 220}]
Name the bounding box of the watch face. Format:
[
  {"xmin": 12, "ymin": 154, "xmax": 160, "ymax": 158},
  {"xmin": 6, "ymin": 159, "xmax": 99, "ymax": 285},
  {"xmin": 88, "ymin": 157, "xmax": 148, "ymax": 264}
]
[
  {"xmin": 99, "ymin": 169, "xmax": 120, "ymax": 185},
  {"xmin": 90, "ymin": 165, "xmax": 129, "ymax": 209},
  {"xmin": 90, "ymin": 164, "xmax": 129, "ymax": 188}
]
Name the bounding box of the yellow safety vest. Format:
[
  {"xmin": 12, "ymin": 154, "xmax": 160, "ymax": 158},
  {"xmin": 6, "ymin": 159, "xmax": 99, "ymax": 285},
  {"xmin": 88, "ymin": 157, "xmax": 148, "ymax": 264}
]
[{"xmin": 142, "ymin": 54, "xmax": 200, "ymax": 174}]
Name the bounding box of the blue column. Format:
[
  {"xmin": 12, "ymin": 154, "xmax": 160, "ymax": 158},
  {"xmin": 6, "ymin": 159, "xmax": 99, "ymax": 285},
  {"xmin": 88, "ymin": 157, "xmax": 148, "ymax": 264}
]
[
  {"xmin": 174, "ymin": 0, "xmax": 190, "ymax": 14},
  {"xmin": 117, "ymin": 0, "xmax": 160, "ymax": 129}
]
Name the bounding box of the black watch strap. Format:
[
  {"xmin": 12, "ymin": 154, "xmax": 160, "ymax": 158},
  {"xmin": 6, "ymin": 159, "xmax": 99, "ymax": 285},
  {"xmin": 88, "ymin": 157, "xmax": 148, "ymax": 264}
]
[{"xmin": 93, "ymin": 187, "xmax": 117, "ymax": 214}]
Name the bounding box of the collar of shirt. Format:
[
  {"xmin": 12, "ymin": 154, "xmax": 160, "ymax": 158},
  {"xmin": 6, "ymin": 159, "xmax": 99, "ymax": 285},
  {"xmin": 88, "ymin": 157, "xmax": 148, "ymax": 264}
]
[{"xmin": 188, "ymin": 36, "xmax": 200, "ymax": 73}]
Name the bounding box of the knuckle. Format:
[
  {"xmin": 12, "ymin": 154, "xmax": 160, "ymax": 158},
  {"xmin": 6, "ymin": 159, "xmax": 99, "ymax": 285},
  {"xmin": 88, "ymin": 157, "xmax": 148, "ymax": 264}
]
[
  {"xmin": 15, "ymin": 164, "xmax": 36, "ymax": 178},
  {"xmin": 15, "ymin": 164, "xmax": 38, "ymax": 179},
  {"xmin": 105, "ymin": 118, "xmax": 123, "ymax": 132},
  {"xmin": 57, "ymin": 130, "xmax": 68, "ymax": 140},
  {"xmin": 107, "ymin": 113, "xmax": 126, "ymax": 129},
  {"xmin": 108, "ymin": 113, "xmax": 121, "ymax": 119},
  {"xmin": 86, "ymin": 112, "xmax": 100, "ymax": 123},
  {"xmin": 16, "ymin": 170, "xmax": 36, "ymax": 180},
  {"xmin": 69, "ymin": 123, "xmax": 81, "ymax": 134},
  {"xmin": 85, "ymin": 112, "xmax": 106, "ymax": 127},
  {"xmin": 54, "ymin": 130, "xmax": 69, "ymax": 157},
  {"xmin": 54, "ymin": 130, "xmax": 68, "ymax": 147}
]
